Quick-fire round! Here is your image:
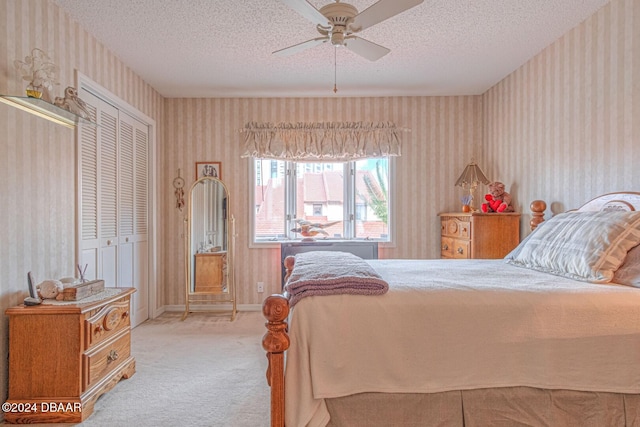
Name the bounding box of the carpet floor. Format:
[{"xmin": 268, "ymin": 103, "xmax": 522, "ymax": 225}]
[{"xmin": 75, "ymin": 310, "xmax": 270, "ymax": 427}]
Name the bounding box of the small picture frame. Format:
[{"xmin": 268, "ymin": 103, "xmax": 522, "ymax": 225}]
[{"xmin": 195, "ymin": 161, "xmax": 222, "ymax": 180}]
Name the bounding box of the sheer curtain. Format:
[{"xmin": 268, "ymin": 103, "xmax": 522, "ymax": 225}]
[{"xmin": 241, "ymin": 121, "xmax": 405, "ymax": 161}]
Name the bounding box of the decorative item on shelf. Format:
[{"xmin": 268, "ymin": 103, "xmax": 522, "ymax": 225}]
[
  {"xmin": 195, "ymin": 161, "xmax": 222, "ymax": 180},
  {"xmin": 53, "ymin": 86, "xmax": 90, "ymax": 119},
  {"xmin": 13, "ymin": 48, "xmax": 59, "ymax": 102},
  {"xmin": 481, "ymin": 181, "xmax": 515, "ymax": 213},
  {"xmin": 454, "ymin": 160, "xmax": 491, "ymax": 212},
  {"xmin": 291, "ymin": 219, "xmax": 340, "ymax": 240},
  {"xmin": 461, "ymin": 195, "xmax": 472, "ymax": 212},
  {"xmin": 173, "ymin": 169, "xmax": 185, "ymax": 211}
]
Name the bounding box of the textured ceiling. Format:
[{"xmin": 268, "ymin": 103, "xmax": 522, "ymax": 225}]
[{"xmin": 52, "ymin": 0, "xmax": 610, "ymax": 98}]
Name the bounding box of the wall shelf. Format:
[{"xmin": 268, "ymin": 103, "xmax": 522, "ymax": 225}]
[{"xmin": 0, "ymin": 95, "xmax": 96, "ymax": 129}]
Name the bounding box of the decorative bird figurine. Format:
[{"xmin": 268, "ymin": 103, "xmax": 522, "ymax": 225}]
[
  {"xmin": 61, "ymin": 86, "xmax": 90, "ymax": 119},
  {"xmin": 291, "ymin": 219, "xmax": 341, "ymax": 239}
]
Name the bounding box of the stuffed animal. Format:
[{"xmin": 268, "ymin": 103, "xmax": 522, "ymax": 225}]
[{"xmin": 481, "ymin": 182, "xmax": 514, "ymax": 213}]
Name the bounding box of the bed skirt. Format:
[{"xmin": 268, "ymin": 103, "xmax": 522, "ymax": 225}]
[{"xmin": 325, "ymin": 387, "xmax": 640, "ymax": 427}]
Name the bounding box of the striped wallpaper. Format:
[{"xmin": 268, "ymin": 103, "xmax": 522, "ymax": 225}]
[
  {"xmin": 1, "ymin": 0, "xmax": 638, "ymax": 408},
  {"xmin": 0, "ymin": 0, "xmax": 163, "ymax": 404},
  {"xmin": 163, "ymin": 96, "xmax": 484, "ymax": 305},
  {"xmin": 483, "ymin": 0, "xmax": 639, "ymax": 236}
]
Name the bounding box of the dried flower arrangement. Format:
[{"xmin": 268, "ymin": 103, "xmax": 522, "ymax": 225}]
[{"xmin": 13, "ymin": 48, "xmax": 59, "ymax": 102}]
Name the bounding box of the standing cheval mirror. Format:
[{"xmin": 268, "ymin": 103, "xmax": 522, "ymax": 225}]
[{"xmin": 183, "ymin": 177, "xmax": 236, "ymax": 320}]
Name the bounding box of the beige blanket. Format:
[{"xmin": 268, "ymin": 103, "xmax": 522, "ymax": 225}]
[{"xmin": 285, "ymin": 259, "xmax": 640, "ymax": 427}]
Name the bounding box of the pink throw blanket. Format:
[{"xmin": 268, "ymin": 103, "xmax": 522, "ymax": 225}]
[{"xmin": 284, "ymin": 251, "xmax": 389, "ymax": 307}]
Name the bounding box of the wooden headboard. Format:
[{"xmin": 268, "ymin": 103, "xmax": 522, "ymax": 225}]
[{"xmin": 529, "ymin": 192, "xmax": 640, "ymax": 230}]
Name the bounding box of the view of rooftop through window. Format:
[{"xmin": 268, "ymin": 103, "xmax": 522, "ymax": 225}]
[{"xmin": 253, "ymin": 159, "xmax": 390, "ymax": 242}]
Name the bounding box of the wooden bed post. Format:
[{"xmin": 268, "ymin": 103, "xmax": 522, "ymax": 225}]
[
  {"xmin": 263, "ymin": 294, "xmax": 290, "ymax": 427},
  {"xmin": 530, "ymin": 200, "xmax": 547, "ymax": 230},
  {"xmin": 262, "ymin": 256, "xmax": 294, "ymax": 427}
]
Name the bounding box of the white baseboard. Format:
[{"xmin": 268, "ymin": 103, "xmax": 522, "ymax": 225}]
[{"xmin": 162, "ymin": 304, "xmax": 263, "ymax": 313}]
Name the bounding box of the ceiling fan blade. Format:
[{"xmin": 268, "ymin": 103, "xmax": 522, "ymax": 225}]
[
  {"xmin": 350, "ymin": 0, "xmax": 424, "ymax": 32},
  {"xmin": 344, "ymin": 36, "xmax": 390, "ymax": 61},
  {"xmin": 273, "ymin": 37, "xmax": 329, "ymax": 56},
  {"xmin": 278, "ymin": 0, "xmax": 330, "ymax": 28}
]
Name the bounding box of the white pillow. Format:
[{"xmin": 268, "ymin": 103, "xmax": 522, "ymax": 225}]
[
  {"xmin": 613, "ymin": 244, "xmax": 640, "ymax": 287},
  {"xmin": 506, "ymin": 211, "xmax": 640, "ymax": 283}
]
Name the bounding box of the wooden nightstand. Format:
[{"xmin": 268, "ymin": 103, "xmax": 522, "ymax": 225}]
[
  {"xmin": 439, "ymin": 212, "xmax": 521, "ymax": 259},
  {"xmin": 4, "ymin": 288, "xmax": 136, "ymax": 424}
]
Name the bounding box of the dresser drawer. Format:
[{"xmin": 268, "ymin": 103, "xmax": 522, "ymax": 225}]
[
  {"xmin": 85, "ymin": 298, "xmax": 131, "ymax": 350},
  {"xmin": 83, "ymin": 330, "xmax": 130, "ymax": 391},
  {"xmin": 451, "ymin": 239, "xmax": 470, "ymax": 259},
  {"xmin": 441, "ymin": 237, "xmax": 454, "ymax": 258},
  {"xmin": 441, "ymin": 218, "xmax": 471, "ymax": 239}
]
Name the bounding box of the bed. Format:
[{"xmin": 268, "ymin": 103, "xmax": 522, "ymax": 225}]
[{"xmin": 262, "ymin": 192, "xmax": 640, "ymax": 427}]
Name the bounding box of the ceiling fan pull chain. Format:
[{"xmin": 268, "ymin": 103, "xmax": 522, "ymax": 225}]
[{"xmin": 333, "ymin": 47, "xmax": 338, "ymax": 94}]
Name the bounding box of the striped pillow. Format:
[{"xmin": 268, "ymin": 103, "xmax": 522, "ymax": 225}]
[{"xmin": 506, "ymin": 211, "xmax": 640, "ymax": 283}]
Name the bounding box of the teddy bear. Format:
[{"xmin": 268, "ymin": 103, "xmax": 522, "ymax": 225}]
[{"xmin": 481, "ymin": 181, "xmax": 514, "ymax": 213}]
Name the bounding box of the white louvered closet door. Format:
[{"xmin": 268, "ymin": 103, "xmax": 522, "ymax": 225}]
[
  {"xmin": 79, "ymin": 92, "xmax": 119, "ymax": 286},
  {"xmin": 79, "ymin": 89, "xmax": 149, "ymax": 327},
  {"xmin": 118, "ymin": 112, "xmax": 149, "ymax": 327}
]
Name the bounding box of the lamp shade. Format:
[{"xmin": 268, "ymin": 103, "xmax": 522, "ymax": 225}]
[{"xmin": 454, "ymin": 162, "xmax": 490, "ymax": 188}]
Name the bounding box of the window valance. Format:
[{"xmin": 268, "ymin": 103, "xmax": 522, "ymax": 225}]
[{"xmin": 240, "ymin": 121, "xmax": 405, "ymax": 161}]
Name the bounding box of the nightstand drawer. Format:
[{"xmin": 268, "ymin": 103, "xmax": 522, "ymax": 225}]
[
  {"xmin": 441, "ymin": 237, "xmax": 454, "ymax": 258},
  {"xmin": 451, "ymin": 240, "xmax": 470, "ymax": 259},
  {"xmin": 85, "ymin": 298, "xmax": 131, "ymax": 350},
  {"xmin": 84, "ymin": 330, "xmax": 131, "ymax": 391},
  {"xmin": 441, "ymin": 218, "xmax": 471, "ymax": 238}
]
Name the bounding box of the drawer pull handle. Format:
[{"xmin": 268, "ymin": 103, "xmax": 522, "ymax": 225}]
[
  {"xmin": 457, "ymin": 247, "xmax": 464, "ymax": 254},
  {"xmin": 442, "ymin": 244, "xmax": 449, "ymax": 251},
  {"xmin": 462, "ymin": 227, "xmax": 467, "ymax": 233},
  {"xmin": 95, "ymin": 325, "xmax": 103, "ymax": 333},
  {"xmin": 122, "ymin": 311, "xmax": 129, "ymax": 318},
  {"xmin": 107, "ymin": 240, "xmax": 112, "ymax": 246},
  {"xmin": 107, "ymin": 350, "xmax": 119, "ymax": 362},
  {"xmin": 125, "ymin": 237, "xmax": 129, "ymax": 243}
]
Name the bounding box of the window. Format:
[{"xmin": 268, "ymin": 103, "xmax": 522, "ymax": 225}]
[{"xmin": 252, "ymin": 158, "xmax": 392, "ymax": 243}]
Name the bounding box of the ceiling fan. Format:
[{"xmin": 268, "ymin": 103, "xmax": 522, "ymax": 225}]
[{"xmin": 274, "ymin": 0, "xmax": 424, "ymax": 61}]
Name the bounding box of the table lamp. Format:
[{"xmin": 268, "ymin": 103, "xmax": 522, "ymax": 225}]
[{"xmin": 454, "ymin": 161, "xmax": 490, "ymax": 211}]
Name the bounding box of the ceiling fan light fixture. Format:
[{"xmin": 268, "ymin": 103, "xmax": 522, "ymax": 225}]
[{"xmin": 331, "ymin": 31, "xmax": 345, "ymax": 46}]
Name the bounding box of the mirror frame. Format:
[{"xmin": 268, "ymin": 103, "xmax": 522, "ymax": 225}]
[{"xmin": 182, "ymin": 176, "xmax": 236, "ymax": 321}]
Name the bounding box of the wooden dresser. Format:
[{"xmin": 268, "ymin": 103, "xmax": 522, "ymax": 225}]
[
  {"xmin": 4, "ymin": 288, "xmax": 136, "ymax": 424},
  {"xmin": 439, "ymin": 212, "xmax": 521, "ymax": 259},
  {"xmin": 194, "ymin": 252, "xmax": 226, "ymax": 293}
]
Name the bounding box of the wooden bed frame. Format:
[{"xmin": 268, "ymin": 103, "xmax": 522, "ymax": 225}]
[{"xmin": 262, "ymin": 193, "xmax": 640, "ymax": 427}]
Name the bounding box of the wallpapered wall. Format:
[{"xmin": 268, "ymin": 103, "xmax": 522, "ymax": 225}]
[
  {"xmin": 0, "ymin": 0, "xmax": 164, "ymax": 405},
  {"xmin": 1, "ymin": 0, "xmax": 638, "ymax": 411},
  {"xmin": 163, "ymin": 96, "xmax": 484, "ymax": 306},
  {"xmin": 484, "ymin": 0, "xmax": 639, "ymax": 224}
]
